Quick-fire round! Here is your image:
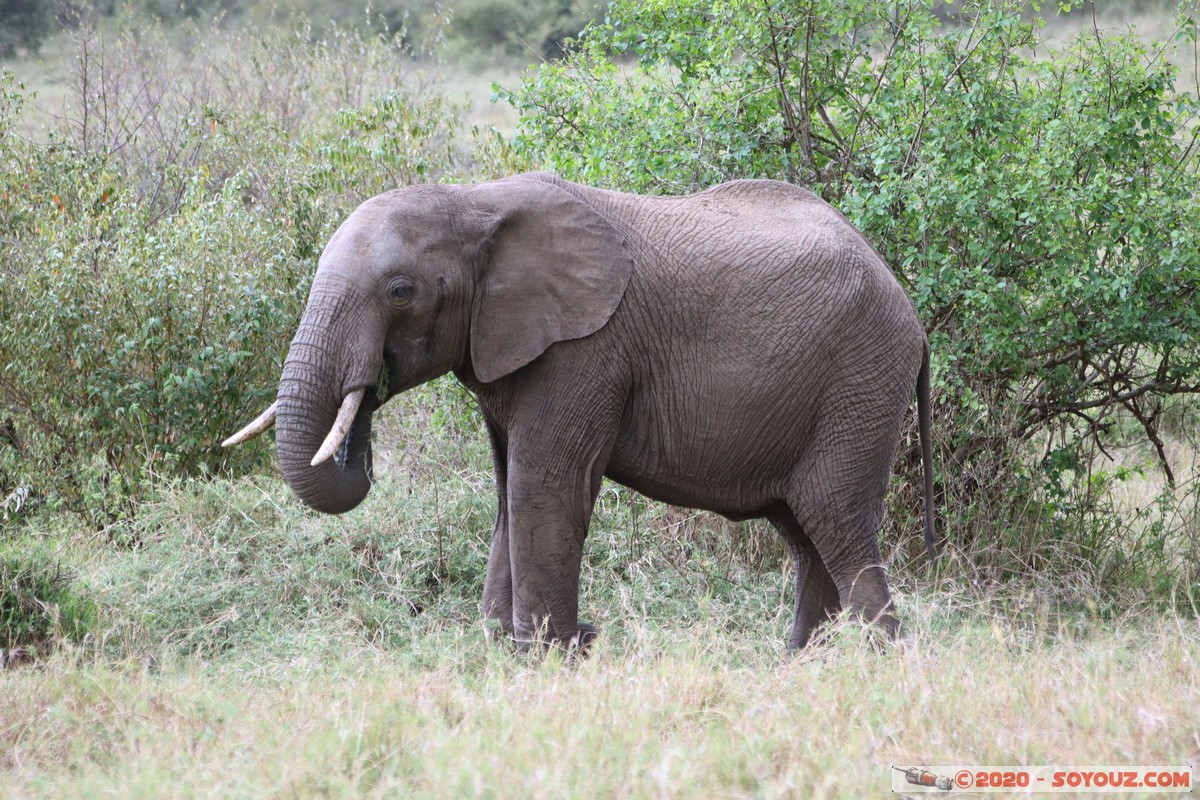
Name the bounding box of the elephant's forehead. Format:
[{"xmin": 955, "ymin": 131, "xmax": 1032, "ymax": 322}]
[
  {"xmin": 320, "ymin": 185, "xmax": 461, "ymax": 274},
  {"xmin": 321, "ymin": 210, "xmax": 409, "ymax": 269}
]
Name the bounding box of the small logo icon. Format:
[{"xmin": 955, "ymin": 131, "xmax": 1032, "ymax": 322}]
[{"xmin": 893, "ymin": 766, "xmax": 954, "ymax": 791}]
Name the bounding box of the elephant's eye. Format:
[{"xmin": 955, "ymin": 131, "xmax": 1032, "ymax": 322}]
[{"xmin": 386, "ymin": 279, "xmax": 415, "ymax": 305}]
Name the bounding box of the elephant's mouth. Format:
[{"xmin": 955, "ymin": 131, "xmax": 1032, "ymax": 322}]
[
  {"xmin": 331, "ymin": 388, "xmax": 378, "ymax": 473},
  {"xmin": 309, "ymin": 352, "xmax": 394, "ymax": 471},
  {"xmin": 326, "ymin": 349, "xmax": 411, "ymax": 472},
  {"xmin": 332, "ymin": 422, "xmax": 354, "ymax": 470}
]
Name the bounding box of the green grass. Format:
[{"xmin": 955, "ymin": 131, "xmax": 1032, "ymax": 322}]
[{"xmin": 1, "ymin": 549, "xmax": 98, "ymax": 661}]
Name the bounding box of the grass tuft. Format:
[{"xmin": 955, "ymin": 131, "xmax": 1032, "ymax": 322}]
[{"xmin": 0, "ymin": 549, "xmax": 99, "ymax": 664}]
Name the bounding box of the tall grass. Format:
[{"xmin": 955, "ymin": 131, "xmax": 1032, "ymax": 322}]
[{"xmin": 2, "ymin": 616, "xmax": 1197, "ymax": 798}]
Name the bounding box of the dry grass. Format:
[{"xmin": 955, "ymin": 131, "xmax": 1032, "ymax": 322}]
[
  {"xmin": 1, "ymin": 614, "xmax": 1197, "ymax": 799},
  {"xmin": 3, "ymin": 11, "xmax": 522, "ymax": 143}
]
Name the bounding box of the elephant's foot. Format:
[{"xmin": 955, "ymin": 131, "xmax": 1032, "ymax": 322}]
[
  {"xmin": 506, "ymin": 620, "xmax": 599, "ymax": 659},
  {"xmin": 788, "ymin": 621, "xmax": 835, "ymax": 652},
  {"xmin": 788, "ymin": 580, "xmax": 842, "ymax": 651},
  {"xmin": 483, "ymin": 617, "xmax": 598, "ymax": 659},
  {"xmin": 569, "ymin": 621, "xmax": 599, "ymax": 656},
  {"xmin": 864, "ymin": 609, "xmax": 902, "ymax": 651},
  {"xmin": 788, "ymin": 609, "xmax": 900, "ymax": 654}
]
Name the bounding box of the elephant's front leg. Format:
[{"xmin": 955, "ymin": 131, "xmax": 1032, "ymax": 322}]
[
  {"xmin": 505, "ymin": 464, "xmax": 602, "ymax": 650},
  {"xmin": 503, "ymin": 396, "xmax": 620, "ymax": 650}
]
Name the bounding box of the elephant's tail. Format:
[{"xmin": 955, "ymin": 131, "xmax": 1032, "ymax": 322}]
[{"xmin": 917, "ymin": 343, "xmax": 938, "ymax": 562}]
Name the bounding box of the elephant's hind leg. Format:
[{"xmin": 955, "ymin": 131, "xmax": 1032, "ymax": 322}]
[
  {"xmin": 786, "ymin": 435, "xmax": 902, "ymax": 641},
  {"xmin": 788, "ymin": 494, "xmax": 900, "ymax": 640},
  {"xmin": 768, "ymin": 509, "xmax": 841, "ymax": 649},
  {"xmin": 481, "ymin": 504, "xmax": 514, "ymax": 639}
]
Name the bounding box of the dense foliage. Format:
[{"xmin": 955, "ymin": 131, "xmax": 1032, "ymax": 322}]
[
  {"xmin": 0, "ymin": 20, "xmax": 462, "ymax": 524},
  {"xmin": 501, "ymin": 0, "xmax": 1200, "ymax": 590}
]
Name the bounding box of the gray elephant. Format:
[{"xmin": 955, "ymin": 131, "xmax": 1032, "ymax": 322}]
[{"xmin": 225, "ymin": 172, "xmax": 935, "ymax": 650}]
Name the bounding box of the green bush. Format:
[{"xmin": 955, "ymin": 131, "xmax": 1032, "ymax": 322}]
[
  {"xmin": 0, "ymin": 16, "xmax": 463, "ymax": 526},
  {"xmin": 0, "ymin": 157, "xmax": 305, "ymax": 521},
  {"xmin": 498, "ymin": 0, "xmax": 1200, "ymax": 603}
]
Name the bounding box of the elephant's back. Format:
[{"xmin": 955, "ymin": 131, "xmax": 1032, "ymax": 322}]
[
  {"xmin": 559, "ymin": 174, "xmax": 925, "ymax": 375},
  {"xmin": 615, "ymin": 182, "xmax": 914, "ymax": 337},
  {"xmin": 543, "ymin": 180, "xmax": 924, "ymax": 517}
]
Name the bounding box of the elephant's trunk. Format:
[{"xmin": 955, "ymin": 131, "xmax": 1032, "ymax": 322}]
[{"xmin": 274, "ymin": 284, "xmax": 380, "ymax": 514}]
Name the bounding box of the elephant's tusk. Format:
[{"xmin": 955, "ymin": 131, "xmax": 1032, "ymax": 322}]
[
  {"xmin": 311, "ymin": 388, "xmax": 366, "ymax": 467},
  {"xmin": 221, "ymin": 401, "xmax": 278, "ymax": 447}
]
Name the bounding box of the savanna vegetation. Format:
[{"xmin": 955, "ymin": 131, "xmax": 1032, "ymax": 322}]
[{"xmin": 1, "ymin": 0, "xmax": 1199, "ymax": 796}]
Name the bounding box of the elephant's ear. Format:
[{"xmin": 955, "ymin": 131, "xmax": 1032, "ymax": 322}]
[{"xmin": 469, "ymin": 176, "xmax": 633, "ymax": 383}]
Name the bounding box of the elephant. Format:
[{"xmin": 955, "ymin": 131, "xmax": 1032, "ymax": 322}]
[{"xmin": 224, "ymin": 172, "xmax": 935, "ymax": 651}]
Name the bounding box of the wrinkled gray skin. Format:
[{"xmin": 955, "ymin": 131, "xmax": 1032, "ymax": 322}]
[{"xmin": 270, "ymin": 172, "xmax": 934, "ymax": 650}]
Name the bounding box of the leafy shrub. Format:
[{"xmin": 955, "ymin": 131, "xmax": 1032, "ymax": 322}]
[
  {"xmin": 0, "ymin": 156, "xmax": 305, "ymax": 521},
  {"xmin": 498, "ymin": 0, "xmax": 1200, "ymax": 604},
  {"xmin": 0, "ymin": 16, "xmax": 463, "ymax": 526}
]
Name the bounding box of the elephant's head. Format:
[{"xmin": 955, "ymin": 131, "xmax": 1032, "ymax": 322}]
[{"xmin": 223, "ymin": 174, "xmax": 633, "ymax": 514}]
